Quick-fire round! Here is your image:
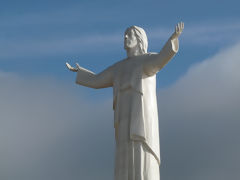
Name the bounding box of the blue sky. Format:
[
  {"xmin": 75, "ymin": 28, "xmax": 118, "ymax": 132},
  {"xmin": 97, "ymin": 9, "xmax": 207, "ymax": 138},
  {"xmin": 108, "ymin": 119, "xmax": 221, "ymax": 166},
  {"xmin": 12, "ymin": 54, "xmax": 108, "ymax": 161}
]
[
  {"xmin": 0, "ymin": 0, "xmax": 240, "ymax": 180},
  {"xmin": 1, "ymin": 0, "xmax": 239, "ymax": 88}
]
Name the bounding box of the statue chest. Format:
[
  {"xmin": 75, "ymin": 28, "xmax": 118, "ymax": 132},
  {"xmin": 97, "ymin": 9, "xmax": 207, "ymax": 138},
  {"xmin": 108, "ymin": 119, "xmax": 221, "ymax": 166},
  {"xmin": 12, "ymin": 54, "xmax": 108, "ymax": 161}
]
[{"xmin": 113, "ymin": 59, "xmax": 143, "ymax": 89}]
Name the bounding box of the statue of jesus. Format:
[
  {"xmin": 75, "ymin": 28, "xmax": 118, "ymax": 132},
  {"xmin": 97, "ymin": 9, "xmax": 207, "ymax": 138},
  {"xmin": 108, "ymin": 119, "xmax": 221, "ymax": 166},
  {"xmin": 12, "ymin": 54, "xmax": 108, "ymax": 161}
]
[{"xmin": 66, "ymin": 22, "xmax": 184, "ymax": 180}]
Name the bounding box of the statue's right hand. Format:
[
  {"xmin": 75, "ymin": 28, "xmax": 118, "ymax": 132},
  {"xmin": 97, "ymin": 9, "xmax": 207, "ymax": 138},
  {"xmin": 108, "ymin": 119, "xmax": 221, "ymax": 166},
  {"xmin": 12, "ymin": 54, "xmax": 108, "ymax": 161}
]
[
  {"xmin": 66, "ymin": 62, "xmax": 78, "ymax": 72},
  {"xmin": 171, "ymin": 22, "xmax": 184, "ymax": 39}
]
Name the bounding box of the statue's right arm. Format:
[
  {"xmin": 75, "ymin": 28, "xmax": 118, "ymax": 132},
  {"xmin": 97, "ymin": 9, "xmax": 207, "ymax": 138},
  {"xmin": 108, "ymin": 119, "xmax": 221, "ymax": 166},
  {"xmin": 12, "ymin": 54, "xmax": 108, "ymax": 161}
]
[
  {"xmin": 143, "ymin": 22, "xmax": 184, "ymax": 76},
  {"xmin": 66, "ymin": 62, "xmax": 113, "ymax": 89}
]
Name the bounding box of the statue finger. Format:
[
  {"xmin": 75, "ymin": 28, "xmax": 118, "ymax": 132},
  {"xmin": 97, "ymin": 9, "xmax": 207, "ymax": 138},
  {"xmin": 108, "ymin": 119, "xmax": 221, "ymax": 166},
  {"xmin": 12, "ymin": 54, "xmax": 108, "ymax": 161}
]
[
  {"xmin": 176, "ymin": 25, "xmax": 179, "ymax": 33},
  {"xmin": 66, "ymin": 62, "xmax": 72, "ymax": 69},
  {"xmin": 178, "ymin": 23, "xmax": 181, "ymax": 32},
  {"xmin": 181, "ymin": 22, "xmax": 184, "ymax": 30},
  {"xmin": 66, "ymin": 62, "xmax": 77, "ymax": 72},
  {"xmin": 76, "ymin": 63, "xmax": 81, "ymax": 70}
]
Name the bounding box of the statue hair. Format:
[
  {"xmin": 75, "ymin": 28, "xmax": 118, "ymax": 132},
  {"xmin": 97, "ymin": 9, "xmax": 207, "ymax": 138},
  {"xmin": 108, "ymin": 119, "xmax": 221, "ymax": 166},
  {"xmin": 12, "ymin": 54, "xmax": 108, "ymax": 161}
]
[{"xmin": 125, "ymin": 26, "xmax": 148, "ymax": 54}]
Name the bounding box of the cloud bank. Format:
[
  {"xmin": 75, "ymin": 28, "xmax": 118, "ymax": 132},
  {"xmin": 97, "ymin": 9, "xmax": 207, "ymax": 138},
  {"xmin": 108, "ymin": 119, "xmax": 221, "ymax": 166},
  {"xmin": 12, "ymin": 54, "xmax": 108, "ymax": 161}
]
[
  {"xmin": 0, "ymin": 73, "xmax": 114, "ymax": 180},
  {"xmin": 1, "ymin": 42, "xmax": 240, "ymax": 180},
  {"xmin": 158, "ymin": 42, "xmax": 240, "ymax": 180}
]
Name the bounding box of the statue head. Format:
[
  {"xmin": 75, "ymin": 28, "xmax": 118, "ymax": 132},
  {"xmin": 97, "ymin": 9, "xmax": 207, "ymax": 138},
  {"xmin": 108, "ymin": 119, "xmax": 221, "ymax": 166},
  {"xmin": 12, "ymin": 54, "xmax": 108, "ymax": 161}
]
[{"xmin": 124, "ymin": 26, "xmax": 148, "ymax": 54}]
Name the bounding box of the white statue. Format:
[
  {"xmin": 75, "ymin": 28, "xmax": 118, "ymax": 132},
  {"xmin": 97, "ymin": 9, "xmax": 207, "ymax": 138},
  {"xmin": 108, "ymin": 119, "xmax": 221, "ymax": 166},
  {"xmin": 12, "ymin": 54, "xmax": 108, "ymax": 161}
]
[{"xmin": 66, "ymin": 22, "xmax": 184, "ymax": 180}]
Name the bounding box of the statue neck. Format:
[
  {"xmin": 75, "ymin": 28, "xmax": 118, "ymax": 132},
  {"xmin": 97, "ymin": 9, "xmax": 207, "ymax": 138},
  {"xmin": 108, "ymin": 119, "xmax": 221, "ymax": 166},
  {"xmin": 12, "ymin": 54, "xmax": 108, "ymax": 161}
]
[{"xmin": 126, "ymin": 46, "xmax": 142, "ymax": 58}]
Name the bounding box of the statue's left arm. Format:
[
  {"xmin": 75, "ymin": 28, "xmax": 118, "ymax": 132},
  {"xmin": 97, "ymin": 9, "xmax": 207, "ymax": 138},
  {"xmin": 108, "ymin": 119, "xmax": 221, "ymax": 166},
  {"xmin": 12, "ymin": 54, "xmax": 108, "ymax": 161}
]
[
  {"xmin": 66, "ymin": 62, "xmax": 113, "ymax": 89},
  {"xmin": 143, "ymin": 22, "xmax": 184, "ymax": 76}
]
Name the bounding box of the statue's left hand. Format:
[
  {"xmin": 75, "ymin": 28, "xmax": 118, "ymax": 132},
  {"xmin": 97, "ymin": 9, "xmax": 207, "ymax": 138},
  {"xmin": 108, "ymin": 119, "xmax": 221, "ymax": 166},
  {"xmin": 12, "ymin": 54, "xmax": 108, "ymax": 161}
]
[
  {"xmin": 66, "ymin": 62, "xmax": 79, "ymax": 72},
  {"xmin": 171, "ymin": 22, "xmax": 184, "ymax": 39}
]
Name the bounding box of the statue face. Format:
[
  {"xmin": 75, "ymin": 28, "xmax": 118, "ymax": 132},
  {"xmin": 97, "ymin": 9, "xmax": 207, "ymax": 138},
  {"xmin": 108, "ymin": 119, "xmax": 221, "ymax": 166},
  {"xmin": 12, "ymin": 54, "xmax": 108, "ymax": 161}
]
[{"xmin": 124, "ymin": 28, "xmax": 138, "ymax": 50}]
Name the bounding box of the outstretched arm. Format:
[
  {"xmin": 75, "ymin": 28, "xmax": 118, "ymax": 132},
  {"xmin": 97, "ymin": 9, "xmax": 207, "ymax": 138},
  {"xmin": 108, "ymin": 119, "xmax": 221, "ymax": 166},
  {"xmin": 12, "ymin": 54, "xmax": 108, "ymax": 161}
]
[
  {"xmin": 143, "ymin": 22, "xmax": 184, "ymax": 76},
  {"xmin": 66, "ymin": 62, "xmax": 113, "ymax": 89}
]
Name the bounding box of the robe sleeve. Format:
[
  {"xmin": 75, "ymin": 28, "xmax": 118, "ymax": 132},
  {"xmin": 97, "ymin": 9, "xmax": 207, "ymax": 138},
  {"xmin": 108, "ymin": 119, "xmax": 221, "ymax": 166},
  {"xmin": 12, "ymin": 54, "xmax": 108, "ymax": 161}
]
[
  {"xmin": 143, "ymin": 37, "xmax": 179, "ymax": 76},
  {"xmin": 75, "ymin": 65, "xmax": 113, "ymax": 89}
]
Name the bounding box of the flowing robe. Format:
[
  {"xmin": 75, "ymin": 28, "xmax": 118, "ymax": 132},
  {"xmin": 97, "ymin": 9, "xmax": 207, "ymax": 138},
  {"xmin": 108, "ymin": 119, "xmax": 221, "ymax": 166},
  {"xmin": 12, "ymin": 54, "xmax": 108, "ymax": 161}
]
[{"xmin": 75, "ymin": 37, "xmax": 179, "ymax": 180}]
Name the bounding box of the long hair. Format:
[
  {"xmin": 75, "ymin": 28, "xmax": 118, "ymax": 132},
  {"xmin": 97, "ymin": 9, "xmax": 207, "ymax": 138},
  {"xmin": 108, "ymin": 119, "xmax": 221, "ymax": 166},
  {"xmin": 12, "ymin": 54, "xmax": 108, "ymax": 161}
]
[{"xmin": 125, "ymin": 26, "xmax": 148, "ymax": 54}]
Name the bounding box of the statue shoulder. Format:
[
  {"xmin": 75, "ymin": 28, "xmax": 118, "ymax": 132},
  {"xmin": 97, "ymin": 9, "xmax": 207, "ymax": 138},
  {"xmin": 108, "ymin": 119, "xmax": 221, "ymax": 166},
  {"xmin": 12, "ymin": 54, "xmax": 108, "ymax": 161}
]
[
  {"xmin": 147, "ymin": 52, "xmax": 158, "ymax": 56},
  {"xmin": 112, "ymin": 58, "xmax": 128, "ymax": 67},
  {"xmin": 138, "ymin": 52, "xmax": 158, "ymax": 62}
]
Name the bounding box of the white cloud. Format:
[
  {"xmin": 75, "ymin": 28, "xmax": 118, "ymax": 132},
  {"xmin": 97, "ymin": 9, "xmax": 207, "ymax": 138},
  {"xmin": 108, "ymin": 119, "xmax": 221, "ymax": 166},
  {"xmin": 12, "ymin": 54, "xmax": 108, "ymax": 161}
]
[
  {"xmin": 0, "ymin": 4, "xmax": 99, "ymax": 27},
  {"xmin": 159, "ymin": 42, "xmax": 240, "ymax": 115},
  {"xmin": 183, "ymin": 22, "xmax": 240, "ymax": 45},
  {"xmin": 1, "ymin": 6, "xmax": 239, "ymax": 60},
  {"xmin": 149, "ymin": 21, "xmax": 240, "ymax": 46},
  {"xmin": 1, "ymin": 20, "xmax": 240, "ymax": 59},
  {"xmin": 0, "ymin": 4, "xmax": 124, "ymax": 59},
  {"xmin": 0, "ymin": 33, "xmax": 122, "ymax": 59},
  {"xmin": 157, "ymin": 42, "xmax": 240, "ymax": 180},
  {"xmin": 0, "ymin": 72, "xmax": 114, "ymax": 180}
]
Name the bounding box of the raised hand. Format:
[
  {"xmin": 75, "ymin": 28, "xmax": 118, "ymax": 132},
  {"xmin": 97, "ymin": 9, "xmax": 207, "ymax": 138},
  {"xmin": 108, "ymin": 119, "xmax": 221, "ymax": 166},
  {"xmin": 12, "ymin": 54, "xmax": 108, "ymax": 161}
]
[
  {"xmin": 171, "ymin": 22, "xmax": 184, "ymax": 39},
  {"xmin": 66, "ymin": 62, "xmax": 79, "ymax": 72}
]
